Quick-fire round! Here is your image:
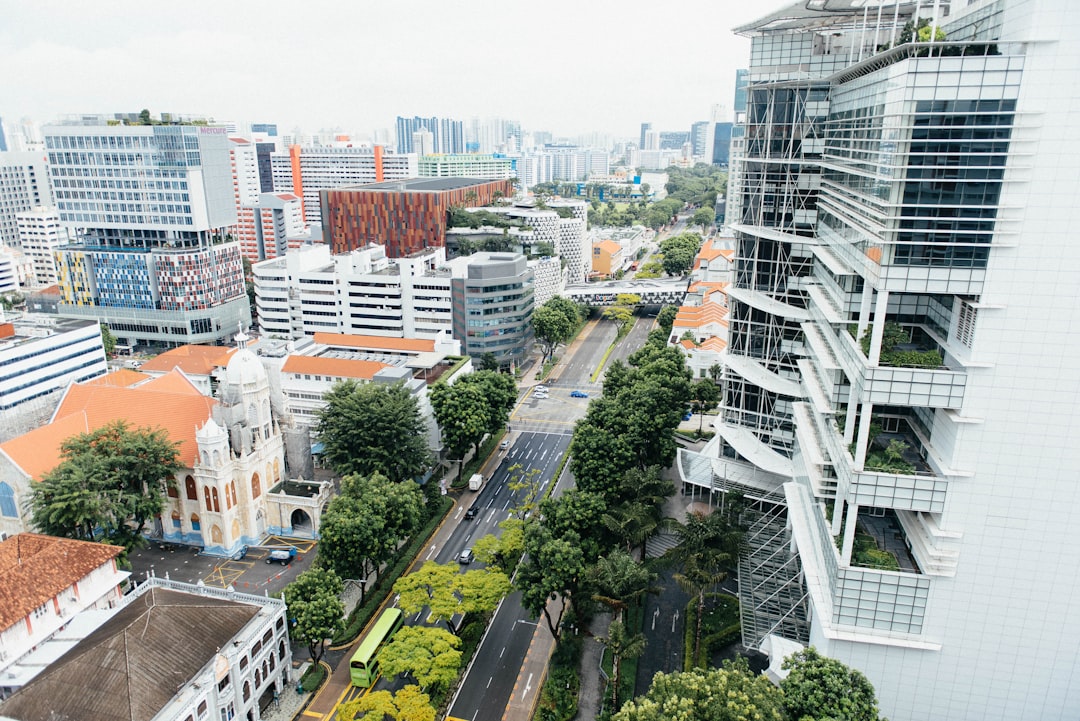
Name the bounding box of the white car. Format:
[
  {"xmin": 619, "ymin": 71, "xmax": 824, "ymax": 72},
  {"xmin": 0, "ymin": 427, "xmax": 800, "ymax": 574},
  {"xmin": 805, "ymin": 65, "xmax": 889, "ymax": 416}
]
[
  {"xmin": 534, "ymin": 391, "xmax": 549, "ymax": 399},
  {"xmin": 535, "ymin": 385, "xmax": 549, "ymax": 392}
]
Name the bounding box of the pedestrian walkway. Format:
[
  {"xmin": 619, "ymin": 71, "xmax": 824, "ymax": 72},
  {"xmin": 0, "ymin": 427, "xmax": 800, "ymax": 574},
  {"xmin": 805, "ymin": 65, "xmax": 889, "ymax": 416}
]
[{"xmin": 574, "ymin": 613, "xmax": 612, "ymax": 721}]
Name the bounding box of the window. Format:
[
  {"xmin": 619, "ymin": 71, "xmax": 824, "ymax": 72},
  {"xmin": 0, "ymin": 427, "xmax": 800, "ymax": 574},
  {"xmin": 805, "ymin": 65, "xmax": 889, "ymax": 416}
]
[
  {"xmin": 0, "ymin": 482, "xmax": 17, "ymax": 518},
  {"xmin": 212, "ymin": 488, "xmax": 220, "ymax": 512},
  {"xmin": 955, "ymin": 300, "xmax": 977, "ymax": 348},
  {"xmin": 191, "ymin": 513, "xmax": 201, "ymax": 531},
  {"xmin": 204, "ymin": 487, "xmax": 212, "ymax": 511}
]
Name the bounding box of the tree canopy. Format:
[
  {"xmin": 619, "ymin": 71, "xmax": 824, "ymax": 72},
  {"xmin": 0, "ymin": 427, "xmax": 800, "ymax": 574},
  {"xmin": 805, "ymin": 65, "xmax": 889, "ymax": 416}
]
[
  {"xmin": 314, "ymin": 380, "xmax": 432, "ymax": 482},
  {"xmin": 533, "ymin": 296, "xmax": 584, "ymax": 364},
  {"xmin": 337, "ymin": 685, "xmax": 435, "ymax": 721},
  {"xmin": 780, "ymin": 646, "xmax": 882, "ymax": 721},
  {"xmin": 317, "ymin": 473, "xmax": 423, "ymax": 602},
  {"xmin": 613, "ymin": 660, "xmax": 785, "ymax": 721},
  {"xmin": 284, "ymin": 567, "xmax": 345, "ymax": 666},
  {"xmin": 455, "ymin": 370, "xmax": 518, "ymax": 438},
  {"xmin": 30, "ymin": 420, "xmax": 181, "ymax": 546},
  {"xmin": 659, "ymin": 232, "xmax": 704, "ymax": 277},
  {"xmin": 378, "ymin": 625, "xmax": 463, "ymax": 689},
  {"xmin": 430, "ymin": 381, "xmax": 489, "ymax": 474},
  {"xmin": 393, "ymin": 561, "xmax": 511, "ymax": 634}
]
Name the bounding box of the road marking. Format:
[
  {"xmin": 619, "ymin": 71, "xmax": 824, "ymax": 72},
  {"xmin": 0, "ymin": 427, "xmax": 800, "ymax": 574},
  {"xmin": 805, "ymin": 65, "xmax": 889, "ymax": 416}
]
[
  {"xmin": 503, "ymin": 499, "xmax": 511, "ymax": 510},
  {"xmin": 522, "ymin": 672, "xmax": 534, "ymax": 699},
  {"xmin": 500, "ymin": 646, "xmax": 506, "ymax": 658},
  {"xmin": 486, "ymin": 676, "xmax": 493, "ymax": 689},
  {"xmin": 426, "ymin": 545, "xmax": 436, "ymax": 560},
  {"xmin": 487, "ymin": 510, "xmax": 497, "ymax": 522}
]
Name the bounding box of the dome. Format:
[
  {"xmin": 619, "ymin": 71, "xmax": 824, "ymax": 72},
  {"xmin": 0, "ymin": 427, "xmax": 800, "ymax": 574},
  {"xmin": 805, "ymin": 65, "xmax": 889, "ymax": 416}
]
[{"xmin": 224, "ymin": 347, "xmax": 267, "ymax": 388}]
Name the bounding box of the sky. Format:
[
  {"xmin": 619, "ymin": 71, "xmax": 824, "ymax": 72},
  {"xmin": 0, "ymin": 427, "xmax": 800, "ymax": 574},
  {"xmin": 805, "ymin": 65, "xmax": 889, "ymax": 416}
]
[{"xmin": 2, "ymin": 0, "xmax": 786, "ymax": 141}]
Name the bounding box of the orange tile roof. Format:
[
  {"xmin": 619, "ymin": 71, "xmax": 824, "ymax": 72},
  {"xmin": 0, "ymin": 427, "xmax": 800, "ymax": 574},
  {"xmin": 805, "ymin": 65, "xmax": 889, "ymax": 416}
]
[
  {"xmin": 594, "ymin": 239, "xmax": 622, "ymax": 255},
  {"xmin": 0, "ymin": 370, "xmax": 216, "ymax": 481},
  {"xmin": 0, "ymin": 534, "xmax": 123, "ymax": 631},
  {"xmin": 138, "ymin": 344, "xmax": 236, "ymax": 375},
  {"xmin": 678, "ymin": 336, "xmax": 727, "ymax": 352},
  {"xmin": 687, "ymin": 281, "xmax": 729, "ymax": 299},
  {"xmin": 312, "ymin": 332, "xmax": 435, "ymax": 353},
  {"xmin": 283, "ymin": 355, "xmax": 389, "ymax": 380},
  {"xmin": 692, "ymin": 239, "xmax": 735, "ymax": 271},
  {"xmin": 83, "ymin": 369, "xmax": 149, "ymax": 387},
  {"xmin": 672, "ymin": 303, "xmax": 729, "ymax": 329}
]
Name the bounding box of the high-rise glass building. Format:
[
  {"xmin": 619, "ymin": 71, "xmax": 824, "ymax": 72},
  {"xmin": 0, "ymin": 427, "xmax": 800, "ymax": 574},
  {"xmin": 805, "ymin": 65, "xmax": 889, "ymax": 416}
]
[
  {"xmin": 44, "ymin": 119, "xmax": 250, "ymax": 347},
  {"xmin": 395, "ymin": 116, "xmax": 465, "ymax": 155},
  {"xmin": 681, "ymin": 1, "xmax": 1080, "ymax": 719}
]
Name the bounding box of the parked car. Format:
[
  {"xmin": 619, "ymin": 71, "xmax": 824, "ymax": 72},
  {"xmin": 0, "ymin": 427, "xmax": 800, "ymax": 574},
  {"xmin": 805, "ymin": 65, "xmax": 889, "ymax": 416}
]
[
  {"xmin": 464, "ymin": 505, "xmax": 479, "ymax": 520},
  {"xmin": 570, "ymin": 390, "xmax": 589, "ymax": 398},
  {"xmin": 534, "ymin": 392, "xmax": 549, "ymax": 399},
  {"xmin": 683, "ymin": 412, "xmax": 693, "ymax": 421},
  {"xmin": 534, "ymin": 385, "xmax": 549, "ymax": 392},
  {"xmin": 266, "ymin": 547, "xmax": 298, "ymax": 565},
  {"xmin": 458, "ymin": 548, "xmax": 475, "ymax": 564}
]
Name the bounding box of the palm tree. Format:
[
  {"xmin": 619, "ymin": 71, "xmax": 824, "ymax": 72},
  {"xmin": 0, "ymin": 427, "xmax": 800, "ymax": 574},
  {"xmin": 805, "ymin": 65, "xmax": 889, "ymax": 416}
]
[
  {"xmin": 660, "ymin": 509, "xmax": 744, "ymax": 663},
  {"xmin": 602, "ymin": 501, "xmax": 658, "ymax": 558},
  {"xmin": 597, "ymin": 620, "xmax": 647, "ymax": 710},
  {"xmin": 591, "ymin": 549, "xmax": 657, "ymax": 622}
]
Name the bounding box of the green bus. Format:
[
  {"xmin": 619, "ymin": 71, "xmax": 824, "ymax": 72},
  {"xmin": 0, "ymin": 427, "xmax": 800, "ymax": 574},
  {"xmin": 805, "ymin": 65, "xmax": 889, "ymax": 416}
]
[{"xmin": 349, "ymin": 608, "xmax": 405, "ymax": 687}]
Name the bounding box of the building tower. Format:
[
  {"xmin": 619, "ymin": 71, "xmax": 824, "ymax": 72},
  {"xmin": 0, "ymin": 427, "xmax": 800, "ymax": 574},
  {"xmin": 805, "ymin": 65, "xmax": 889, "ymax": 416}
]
[
  {"xmin": 44, "ymin": 118, "xmax": 250, "ymax": 348},
  {"xmin": 681, "ymin": 1, "xmax": 1080, "ymax": 719}
]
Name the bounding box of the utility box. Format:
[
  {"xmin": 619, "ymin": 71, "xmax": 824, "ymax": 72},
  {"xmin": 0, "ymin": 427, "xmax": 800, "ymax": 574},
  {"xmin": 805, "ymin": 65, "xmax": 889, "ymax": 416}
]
[{"xmin": 468, "ymin": 473, "xmax": 484, "ymax": 491}]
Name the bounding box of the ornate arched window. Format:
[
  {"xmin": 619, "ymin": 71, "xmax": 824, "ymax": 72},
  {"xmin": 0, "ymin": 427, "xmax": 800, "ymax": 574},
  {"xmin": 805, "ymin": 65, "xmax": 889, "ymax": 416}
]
[
  {"xmin": 251, "ymin": 473, "xmax": 261, "ymax": 499},
  {"xmin": 185, "ymin": 476, "xmax": 197, "ymax": 501}
]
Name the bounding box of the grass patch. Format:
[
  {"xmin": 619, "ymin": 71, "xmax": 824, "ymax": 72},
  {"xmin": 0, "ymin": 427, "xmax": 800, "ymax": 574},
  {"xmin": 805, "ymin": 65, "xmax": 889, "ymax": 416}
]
[
  {"xmin": 683, "ymin": 593, "xmax": 741, "ymax": 670},
  {"xmin": 298, "ymin": 662, "xmax": 328, "ymax": 693},
  {"xmin": 330, "ymin": 496, "xmax": 454, "ymax": 646}
]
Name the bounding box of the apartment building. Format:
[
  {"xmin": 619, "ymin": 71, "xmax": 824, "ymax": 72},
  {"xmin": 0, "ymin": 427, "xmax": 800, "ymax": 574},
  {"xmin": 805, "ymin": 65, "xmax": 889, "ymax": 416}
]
[
  {"xmin": 43, "ymin": 119, "xmax": 250, "ymax": 347},
  {"xmin": 270, "ymin": 145, "xmax": 417, "ymax": 225},
  {"xmin": 15, "ymin": 207, "xmax": 68, "ymax": 287},
  {"xmin": 0, "ymin": 152, "xmax": 52, "ymax": 249},
  {"xmin": 418, "ymin": 153, "xmax": 513, "ymax": 179},
  {"xmin": 680, "ymin": 1, "xmax": 1080, "ymax": 719}
]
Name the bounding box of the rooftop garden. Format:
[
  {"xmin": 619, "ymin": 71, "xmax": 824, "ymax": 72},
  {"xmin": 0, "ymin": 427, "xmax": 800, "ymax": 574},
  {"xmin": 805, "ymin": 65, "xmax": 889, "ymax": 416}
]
[{"xmin": 848, "ymin": 321, "xmax": 943, "ymax": 368}]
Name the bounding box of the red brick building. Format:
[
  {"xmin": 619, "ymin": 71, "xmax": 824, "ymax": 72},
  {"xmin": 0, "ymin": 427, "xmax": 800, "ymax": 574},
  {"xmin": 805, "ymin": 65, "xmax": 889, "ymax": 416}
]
[{"xmin": 320, "ymin": 177, "xmax": 514, "ymax": 258}]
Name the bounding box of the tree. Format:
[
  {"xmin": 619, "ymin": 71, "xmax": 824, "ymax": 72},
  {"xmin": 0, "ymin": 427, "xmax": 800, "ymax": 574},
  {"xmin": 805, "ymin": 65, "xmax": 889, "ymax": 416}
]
[
  {"xmin": 315, "ymin": 381, "xmax": 432, "ymax": 482},
  {"xmin": 691, "ymin": 207, "xmax": 715, "ymax": 232},
  {"xmin": 591, "ymin": 549, "xmax": 657, "ymax": 619},
  {"xmin": 99, "ymin": 323, "xmax": 117, "ymax": 356},
  {"xmin": 338, "ymin": 686, "xmax": 437, "ymax": 721},
  {"xmin": 393, "ymin": 561, "xmax": 511, "ymax": 635},
  {"xmin": 30, "ymin": 420, "xmax": 181, "ymax": 544},
  {"xmin": 318, "ymin": 473, "xmax": 423, "ymax": 603},
  {"xmin": 661, "ymin": 245, "xmax": 697, "ymax": 277},
  {"xmin": 598, "ymin": 620, "xmax": 647, "ymax": 710},
  {"xmin": 138, "ymin": 108, "xmax": 152, "ymax": 125},
  {"xmin": 456, "ymin": 370, "xmax": 517, "ymax": 438},
  {"xmin": 781, "ymin": 646, "xmax": 882, "ymax": 721},
  {"xmin": 284, "ymin": 568, "xmax": 345, "ymax": 666},
  {"xmin": 602, "ymin": 305, "xmax": 634, "ymax": 334},
  {"xmin": 378, "ymin": 625, "xmax": 462, "ymax": 689},
  {"xmin": 430, "ymin": 381, "xmax": 489, "ymax": 480},
  {"xmin": 661, "ymin": 509, "xmax": 743, "ymax": 661},
  {"xmin": 478, "ymin": 353, "xmax": 499, "ymax": 371},
  {"xmin": 691, "ymin": 379, "xmax": 721, "ymax": 434},
  {"xmin": 516, "ymin": 524, "xmax": 586, "ymax": 641},
  {"xmin": 656, "ymin": 305, "xmax": 679, "ymax": 336},
  {"xmin": 613, "ymin": 660, "xmax": 785, "ymax": 721},
  {"xmin": 532, "ymin": 296, "xmax": 582, "ymax": 365}
]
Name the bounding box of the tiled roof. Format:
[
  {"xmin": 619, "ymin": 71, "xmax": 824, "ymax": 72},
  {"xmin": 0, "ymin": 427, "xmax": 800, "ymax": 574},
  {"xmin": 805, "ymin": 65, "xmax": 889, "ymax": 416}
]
[
  {"xmin": 687, "ymin": 281, "xmax": 729, "ymax": 299},
  {"xmin": 0, "ymin": 370, "xmax": 215, "ymax": 480},
  {"xmin": 137, "ymin": 344, "xmax": 236, "ymax": 376},
  {"xmin": 282, "ymin": 355, "xmax": 389, "ymax": 380},
  {"xmin": 594, "ymin": 239, "xmax": 622, "ymax": 255},
  {"xmin": 0, "ymin": 534, "xmax": 122, "ymax": 631},
  {"xmin": 0, "ymin": 586, "xmax": 262, "ymax": 721},
  {"xmin": 692, "ymin": 239, "xmax": 735, "ymax": 270},
  {"xmin": 83, "ymin": 369, "xmax": 148, "ymax": 387},
  {"xmin": 312, "ymin": 332, "xmax": 436, "ymax": 353},
  {"xmin": 672, "ymin": 303, "xmax": 729, "ymax": 329}
]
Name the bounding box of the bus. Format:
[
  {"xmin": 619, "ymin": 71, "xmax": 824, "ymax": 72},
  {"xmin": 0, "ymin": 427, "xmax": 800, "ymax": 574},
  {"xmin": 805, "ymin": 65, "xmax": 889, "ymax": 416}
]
[{"xmin": 349, "ymin": 607, "xmax": 405, "ymax": 687}]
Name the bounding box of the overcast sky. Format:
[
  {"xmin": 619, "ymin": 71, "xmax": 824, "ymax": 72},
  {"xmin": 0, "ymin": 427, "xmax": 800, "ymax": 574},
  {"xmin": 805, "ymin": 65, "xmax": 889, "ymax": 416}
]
[{"xmin": 2, "ymin": 0, "xmax": 785, "ymax": 141}]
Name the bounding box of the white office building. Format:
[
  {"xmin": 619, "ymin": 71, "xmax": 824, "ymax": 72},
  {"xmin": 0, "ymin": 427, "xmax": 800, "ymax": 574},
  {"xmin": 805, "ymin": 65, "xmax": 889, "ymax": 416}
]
[
  {"xmin": 0, "ymin": 152, "xmax": 52, "ymax": 249},
  {"xmin": 418, "ymin": 154, "xmax": 513, "ymax": 179},
  {"xmin": 679, "ymin": 1, "xmax": 1080, "ymax": 719},
  {"xmin": 16, "ymin": 207, "xmax": 68, "ymax": 287}
]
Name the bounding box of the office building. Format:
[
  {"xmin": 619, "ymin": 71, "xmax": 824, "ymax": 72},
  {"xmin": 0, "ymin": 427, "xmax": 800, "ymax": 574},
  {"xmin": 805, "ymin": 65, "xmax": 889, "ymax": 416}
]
[
  {"xmin": 396, "ymin": 115, "xmax": 465, "ymax": 155},
  {"xmin": 418, "ymin": 154, "xmax": 513, "ymax": 179},
  {"xmin": 711, "ymin": 123, "xmax": 733, "ymax": 166},
  {"xmin": 690, "ymin": 120, "xmax": 711, "ymax": 158},
  {"xmin": 44, "ymin": 119, "xmax": 250, "ymax": 348},
  {"xmin": 678, "ymin": 1, "xmax": 1080, "ymax": 719},
  {"xmin": 639, "ymin": 122, "xmax": 652, "ymax": 150},
  {"xmin": 321, "ymin": 177, "xmax": 514, "ymax": 258},
  {"xmin": 270, "ymin": 144, "xmax": 417, "ymax": 225},
  {"xmin": 254, "ymin": 244, "xmax": 533, "ymax": 368},
  {"xmin": 0, "ymin": 577, "xmax": 291, "ymax": 721},
  {"xmin": 0, "ymin": 152, "xmax": 52, "ymax": 248},
  {"xmin": 0, "ymin": 118, "xmax": 7, "ymax": 152}
]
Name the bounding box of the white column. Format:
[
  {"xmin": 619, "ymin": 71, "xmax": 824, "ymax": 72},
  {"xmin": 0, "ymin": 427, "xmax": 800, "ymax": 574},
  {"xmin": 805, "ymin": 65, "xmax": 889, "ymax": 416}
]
[
  {"xmin": 841, "ymin": 501, "xmax": 860, "ymax": 564},
  {"xmin": 868, "ymin": 289, "xmax": 889, "ymax": 365},
  {"xmin": 854, "ymin": 401, "xmax": 875, "ymax": 469}
]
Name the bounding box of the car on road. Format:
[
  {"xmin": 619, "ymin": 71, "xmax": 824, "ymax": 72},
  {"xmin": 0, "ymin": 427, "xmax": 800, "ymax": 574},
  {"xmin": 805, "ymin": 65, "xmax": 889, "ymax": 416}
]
[
  {"xmin": 534, "ymin": 385, "xmax": 549, "ymax": 392},
  {"xmin": 570, "ymin": 390, "xmax": 589, "ymax": 398},
  {"xmin": 464, "ymin": 505, "xmax": 479, "ymax": 520},
  {"xmin": 458, "ymin": 548, "xmax": 475, "ymax": 564},
  {"xmin": 683, "ymin": 412, "xmax": 693, "ymax": 421},
  {"xmin": 499, "ymin": 439, "xmax": 510, "ymax": 450},
  {"xmin": 534, "ymin": 391, "xmax": 549, "ymax": 399}
]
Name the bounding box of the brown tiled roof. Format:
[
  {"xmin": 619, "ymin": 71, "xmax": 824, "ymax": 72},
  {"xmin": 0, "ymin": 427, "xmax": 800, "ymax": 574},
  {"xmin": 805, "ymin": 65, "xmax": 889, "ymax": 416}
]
[
  {"xmin": 0, "ymin": 586, "xmax": 262, "ymax": 721},
  {"xmin": 83, "ymin": 369, "xmax": 149, "ymax": 387},
  {"xmin": 137, "ymin": 344, "xmax": 236, "ymax": 375},
  {"xmin": 0, "ymin": 369, "xmax": 216, "ymax": 481},
  {"xmin": 282, "ymin": 355, "xmax": 389, "ymax": 380},
  {"xmin": 0, "ymin": 533, "xmax": 122, "ymax": 631},
  {"xmin": 672, "ymin": 303, "xmax": 729, "ymax": 329},
  {"xmin": 313, "ymin": 332, "xmax": 435, "ymax": 353}
]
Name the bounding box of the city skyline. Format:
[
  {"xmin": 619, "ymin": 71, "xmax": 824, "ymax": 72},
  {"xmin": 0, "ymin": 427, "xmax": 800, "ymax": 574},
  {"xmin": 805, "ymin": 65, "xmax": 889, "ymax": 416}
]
[{"xmin": 0, "ymin": 0, "xmax": 770, "ymax": 140}]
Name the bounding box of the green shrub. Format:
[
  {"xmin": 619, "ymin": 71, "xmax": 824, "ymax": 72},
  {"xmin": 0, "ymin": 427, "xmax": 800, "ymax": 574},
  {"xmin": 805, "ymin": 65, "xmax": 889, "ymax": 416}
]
[
  {"xmin": 298, "ymin": 662, "xmax": 327, "ymax": 693},
  {"xmin": 538, "ymin": 635, "xmax": 583, "ymax": 721},
  {"xmin": 684, "ymin": 594, "xmax": 741, "ymax": 669}
]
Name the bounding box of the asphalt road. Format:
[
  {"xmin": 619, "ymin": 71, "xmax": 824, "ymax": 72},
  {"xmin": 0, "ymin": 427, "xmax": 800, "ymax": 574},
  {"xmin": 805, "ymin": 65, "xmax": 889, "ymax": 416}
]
[
  {"xmin": 445, "ymin": 432, "xmax": 573, "ymax": 721},
  {"xmin": 551, "ymin": 321, "xmax": 616, "ymax": 387}
]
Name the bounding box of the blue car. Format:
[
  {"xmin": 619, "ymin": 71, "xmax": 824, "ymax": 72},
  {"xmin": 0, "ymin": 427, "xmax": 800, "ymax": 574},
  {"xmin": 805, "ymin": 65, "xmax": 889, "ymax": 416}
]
[
  {"xmin": 683, "ymin": 412, "xmax": 693, "ymax": 421},
  {"xmin": 570, "ymin": 390, "xmax": 589, "ymax": 398}
]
